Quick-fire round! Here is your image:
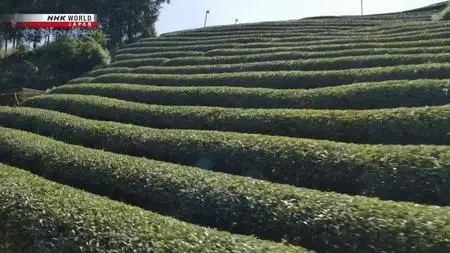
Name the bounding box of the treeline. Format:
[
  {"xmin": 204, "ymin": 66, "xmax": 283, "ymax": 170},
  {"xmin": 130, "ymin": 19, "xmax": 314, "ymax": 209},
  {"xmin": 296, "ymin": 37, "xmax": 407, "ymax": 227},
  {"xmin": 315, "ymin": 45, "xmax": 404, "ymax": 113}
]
[
  {"xmin": 0, "ymin": 0, "xmax": 170, "ymax": 91},
  {"xmin": 0, "ymin": 36, "xmax": 110, "ymax": 90},
  {"xmin": 0, "ymin": 0, "xmax": 170, "ymax": 51}
]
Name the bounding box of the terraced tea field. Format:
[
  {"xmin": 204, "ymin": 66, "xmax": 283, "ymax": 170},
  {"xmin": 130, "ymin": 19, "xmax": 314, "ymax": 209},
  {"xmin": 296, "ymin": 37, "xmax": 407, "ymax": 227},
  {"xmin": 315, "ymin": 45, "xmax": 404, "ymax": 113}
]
[{"xmin": 1, "ymin": 2, "xmax": 449, "ymax": 253}]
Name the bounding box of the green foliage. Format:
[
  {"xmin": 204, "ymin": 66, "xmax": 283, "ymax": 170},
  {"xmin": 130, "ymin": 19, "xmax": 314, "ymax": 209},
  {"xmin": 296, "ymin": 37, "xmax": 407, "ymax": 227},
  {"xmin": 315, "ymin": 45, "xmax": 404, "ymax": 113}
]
[
  {"xmin": 0, "ymin": 37, "xmax": 110, "ymax": 90},
  {"xmin": 86, "ymin": 54, "xmax": 450, "ymax": 76},
  {"xmin": 206, "ymin": 38, "xmax": 449, "ymax": 56},
  {"xmin": 348, "ymin": 20, "xmax": 447, "ymax": 33},
  {"xmin": 108, "ymin": 57, "xmax": 169, "ymax": 67},
  {"xmin": 0, "ymin": 163, "xmax": 308, "ymax": 253},
  {"xmin": 66, "ymin": 77, "xmax": 95, "ymax": 84},
  {"xmin": 23, "ymin": 94, "xmax": 450, "ymax": 144},
  {"xmin": 88, "ymin": 63, "xmax": 450, "ymax": 89},
  {"xmin": 0, "ymin": 0, "xmax": 170, "ymax": 50},
  {"xmin": 85, "ymin": 29, "xmax": 108, "ymax": 47},
  {"xmin": 114, "ymin": 43, "xmax": 241, "ymax": 54},
  {"xmin": 167, "ymin": 29, "xmax": 450, "ymax": 48},
  {"xmin": 234, "ymin": 31, "xmax": 450, "ymax": 49},
  {"xmin": 0, "ymin": 106, "xmax": 449, "ymax": 205},
  {"xmin": 1, "ymin": 2, "xmax": 449, "ymax": 251},
  {"xmin": 161, "ymin": 22, "xmax": 448, "ymax": 38},
  {"xmin": 160, "ymin": 46, "xmax": 449, "ymax": 66},
  {"xmin": 50, "ymin": 79, "xmax": 450, "ymax": 109},
  {"xmin": 161, "ymin": 20, "xmax": 383, "ymax": 37},
  {"xmin": 0, "ymin": 127, "xmax": 449, "ymax": 253},
  {"xmin": 114, "ymin": 51, "xmax": 205, "ymax": 61},
  {"xmin": 164, "ymin": 27, "xmax": 354, "ymax": 37},
  {"xmin": 161, "ymin": 15, "xmax": 447, "ymax": 36},
  {"xmin": 82, "ymin": 67, "xmax": 132, "ymax": 77},
  {"xmin": 272, "ymin": 26, "xmax": 449, "ymax": 42},
  {"xmin": 128, "ymin": 26, "xmax": 449, "ymax": 49},
  {"xmin": 124, "ymin": 37, "xmax": 272, "ymax": 48},
  {"xmin": 112, "ymin": 24, "xmax": 449, "ymax": 62},
  {"xmin": 94, "ymin": 0, "xmax": 171, "ymax": 48},
  {"xmin": 36, "ymin": 36, "xmax": 110, "ymax": 78}
]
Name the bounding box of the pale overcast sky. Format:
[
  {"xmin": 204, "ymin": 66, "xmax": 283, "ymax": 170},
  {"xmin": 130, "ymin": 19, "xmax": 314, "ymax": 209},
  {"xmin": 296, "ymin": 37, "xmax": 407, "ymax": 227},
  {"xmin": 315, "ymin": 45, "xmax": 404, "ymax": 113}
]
[{"xmin": 155, "ymin": 0, "xmax": 446, "ymax": 34}]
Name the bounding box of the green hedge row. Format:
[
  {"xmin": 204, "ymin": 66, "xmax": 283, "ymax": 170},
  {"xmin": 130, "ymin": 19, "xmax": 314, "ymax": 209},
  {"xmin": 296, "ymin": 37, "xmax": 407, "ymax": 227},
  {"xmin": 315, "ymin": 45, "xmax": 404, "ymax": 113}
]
[
  {"xmin": 0, "ymin": 163, "xmax": 308, "ymax": 253},
  {"xmin": 113, "ymin": 51, "xmax": 205, "ymax": 61},
  {"xmin": 163, "ymin": 46, "xmax": 449, "ymax": 66},
  {"xmin": 162, "ymin": 22, "xmax": 446, "ymax": 38},
  {"xmin": 23, "ymin": 94, "xmax": 450, "ymax": 145},
  {"xmin": 124, "ymin": 37, "xmax": 273, "ymax": 48},
  {"xmin": 162, "ymin": 24, "xmax": 361, "ymax": 35},
  {"xmin": 113, "ymin": 40, "xmax": 447, "ymax": 65},
  {"xmin": 236, "ymin": 31, "xmax": 450, "ymax": 48},
  {"xmin": 135, "ymin": 30, "xmax": 450, "ymax": 53},
  {"xmin": 160, "ymin": 20, "xmax": 429, "ymax": 37},
  {"xmin": 352, "ymin": 10, "xmax": 438, "ymax": 19},
  {"xmin": 0, "ymin": 106, "xmax": 449, "ymax": 206},
  {"xmin": 273, "ymin": 26, "xmax": 450, "ymax": 42},
  {"xmin": 350, "ymin": 20, "xmax": 443, "ymax": 32},
  {"xmin": 159, "ymin": 20, "xmax": 381, "ymax": 36},
  {"xmin": 83, "ymin": 67, "xmax": 132, "ymax": 77},
  {"xmin": 162, "ymin": 27, "xmax": 349, "ymax": 38},
  {"xmin": 206, "ymin": 38, "xmax": 449, "ymax": 56},
  {"xmin": 130, "ymin": 35, "xmax": 329, "ymax": 48},
  {"xmin": 65, "ymin": 76, "xmax": 94, "ymax": 84},
  {"xmin": 50, "ymin": 79, "xmax": 450, "ymax": 109},
  {"xmin": 133, "ymin": 27, "xmax": 449, "ymax": 52},
  {"xmin": 159, "ymin": 19, "xmax": 444, "ymax": 37},
  {"xmin": 350, "ymin": 9, "xmax": 436, "ymax": 17},
  {"xmin": 358, "ymin": 11, "xmax": 436, "ymax": 20},
  {"xmin": 145, "ymin": 27, "xmax": 384, "ymax": 42},
  {"xmin": 1, "ymin": 127, "xmax": 449, "ymax": 252},
  {"xmin": 113, "ymin": 43, "xmax": 240, "ymax": 55},
  {"xmin": 145, "ymin": 27, "xmax": 449, "ymax": 47},
  {"xmin": 155, "ymin": 22, "xmax": 447, "ymax": 41},
  {"xmin": 164, "ymin": 18, "xmax": 443, "ymax": 35},
  {"xmin": 83, "ymin": 54, "xmax": 450, "ymax": 76},
  {"xmin": 158, "ymin": 29, "xmax": 379, "ymax": 41},
  {"xmin": 108, "ymin": 57, "xmax": 168, "ymax": 67},
  {"xmin": 132, "ymin": 29, "xmax": 444, "ymax": 49},
  {"xmin": 87, "ymin": 63, "xmax": 450, "ymax": 89},
  {"xmin": 149, "ymin": 32, "xmax": 335, "ymax": 41}
]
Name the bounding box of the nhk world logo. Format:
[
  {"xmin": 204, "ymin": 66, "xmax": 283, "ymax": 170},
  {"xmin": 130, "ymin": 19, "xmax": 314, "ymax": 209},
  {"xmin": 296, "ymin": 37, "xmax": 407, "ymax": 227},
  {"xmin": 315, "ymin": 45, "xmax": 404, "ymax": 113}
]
[{"xmin": 0, "ymin": 14, "xmax": 98, "ymax": 28}]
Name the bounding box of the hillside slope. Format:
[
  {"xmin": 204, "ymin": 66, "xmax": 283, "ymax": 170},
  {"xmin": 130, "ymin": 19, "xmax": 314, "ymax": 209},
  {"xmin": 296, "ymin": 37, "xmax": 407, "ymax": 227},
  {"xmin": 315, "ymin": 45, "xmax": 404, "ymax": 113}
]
[{"xmin": 1, "ymin": 2, "xmax": 450, "ymax": 252}]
